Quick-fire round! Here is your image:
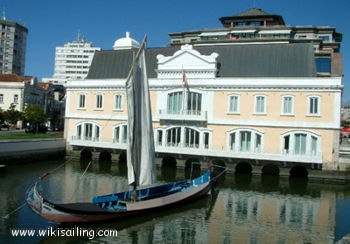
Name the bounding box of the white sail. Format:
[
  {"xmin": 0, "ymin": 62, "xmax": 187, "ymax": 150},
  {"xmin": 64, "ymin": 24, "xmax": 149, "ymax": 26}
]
[{"xmin": 126, "ymin": 37, "xmax": 156, "ymax": 186}]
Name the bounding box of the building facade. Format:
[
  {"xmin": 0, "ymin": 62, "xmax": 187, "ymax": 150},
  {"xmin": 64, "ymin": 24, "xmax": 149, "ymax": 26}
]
[
  {"xmin": 0, "ymin": 74, "xmax": 64, "ymax": 129},
  {"xmin": 0, "ymin": 18, "xmax": 28, "ymax": 75},
  {"xmin": 42, "ymin": 37, "xmax": 101, "ymax": 85},
  {"xmin": 64, "ymin": 30, "xmax": 342, "ymax": 170},
  {"xmin": 169, "ymin": 8, "xmax": 342, "ymax": 78}
]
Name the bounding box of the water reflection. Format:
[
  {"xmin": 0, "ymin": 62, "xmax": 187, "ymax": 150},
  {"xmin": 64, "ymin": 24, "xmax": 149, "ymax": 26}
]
[{"xmin": 0, "ymin": 159, "xmax": 349, "ymax": 243}]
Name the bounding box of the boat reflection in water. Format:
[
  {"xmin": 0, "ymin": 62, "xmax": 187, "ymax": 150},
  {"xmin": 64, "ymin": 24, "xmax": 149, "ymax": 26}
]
[{"xmin": 0, "ymin": 159, "xmax": 347, "ymax": 243}]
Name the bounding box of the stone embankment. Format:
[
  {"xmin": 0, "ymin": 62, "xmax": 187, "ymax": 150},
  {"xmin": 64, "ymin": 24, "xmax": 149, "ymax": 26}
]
[{"xmin": 0, "ymin": 138, "xmax": 66, "ymax": 165}]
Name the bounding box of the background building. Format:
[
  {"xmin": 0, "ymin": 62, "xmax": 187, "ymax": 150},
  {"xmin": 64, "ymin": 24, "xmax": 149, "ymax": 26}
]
[
  {"xmin": 42, "ymin": 35, "xmax": 101, "ymax": 85},
  {"xmin": 0, "ymin": 18, "xmax": 28, "ymax": 75},
  {"xmin": 169, "ymin": 8, "xmax": 342, "ymax": 77}
]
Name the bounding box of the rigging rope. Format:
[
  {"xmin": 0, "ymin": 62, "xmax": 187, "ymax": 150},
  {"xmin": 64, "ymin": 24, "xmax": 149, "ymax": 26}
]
[{"xmin": 1, "ymin": 158, "xmax": 72, "ymax": 219}]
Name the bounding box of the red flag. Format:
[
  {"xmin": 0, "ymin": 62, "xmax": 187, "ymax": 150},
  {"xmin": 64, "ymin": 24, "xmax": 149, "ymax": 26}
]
[{"xmin": 182, "ymin": 70, "xmax": 189, "ymax": 92}]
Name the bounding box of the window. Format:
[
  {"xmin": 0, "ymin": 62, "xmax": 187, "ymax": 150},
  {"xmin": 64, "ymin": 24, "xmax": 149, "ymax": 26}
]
[
  {"xmin": 319, "ymin": 35, "xmax": 330, "ymax": 43},
  {"xmin": 229, "ymin": 129, "xmax": 263, "ymax": 153},
  {"xmin": 167, "ymin": 92, "xmax": 183, "ymax": 114},
  {"xmin": 78, "ymin": 94, "xmax": 85, "ymax": 108},
  {"xmin": 84, "ymin": 123, "xmax": 93, "ymax": 140},
  {"xmin": 311, "ymin": 136, "xmax": 318, "ymax": 156},
  {"xmin": 74, "ymin": 122, "xmax": 100, "ymax": 141},
  {"xmin": 13, "ymin": 94, "xmax": 18, "ymax": 104},
  {"xmin": 157, "ymin": 130, "xmax": 163, "ymax": 146},
  {"xmin": 282, "ymin": 96, "xmax": 294, "ymax": 115},
  {"xmin": 315, "ymin": 57, "xmax": 331, "ymax": 73},
  {"xmin": 283, "ymin": 135, "xmax": 290, "ymax": 154},
  {"xmin": 255, "ymin": 95, "xmax": 266, "ymax": 114},
  {"xmin": 187, "ymin": 92, "xmax": 202, "ymax": 115},
  {"xmin": 114, "ymin": 94, "xmax": 123, "ymax": 110},
  {"xmin": 167, "ymin": 91, "xmax": 202, "ymax": 115},
  {"xmin": 255, "ymin": 134, "xmax": 262, "ymax": 153},
  {"xmin": 308, "ymin": 96, "xmax": 320, "ymax": 115},
  {"xmin": 0, "ymin": 94, "xmax": 3, "ymax": 103},
  {"xmin": 229, "ymin": 132, "xmax": 236, "ymax": 150},
  {"xmin": 96, "ymin": 94, "xmax": 103, "ymax": 109},
  {"xmin": 76, "ymin": 125, "xmax": 82, "ymax": 139},
  {"xmin": 204, "ymin": 132, "xmax": 210, "ymax": 149},
  {"xmin": 185, "ymin": 128, "xmax": 200, "ymax": 148},
  {"xmin": 294, "ymin": 133, "xmax": 307, "ymax": 155},
  {"xmin": 229, "ymin": 95, "xmax": 239, "ymax": 113},
  {"xmin": 240, "ymin": 131, "xmax": 251, "ymax": 152},
  {"xmin": 282, "ymin": 131, "xmax": 319, "ymax": 156},
  {"xmin": 114, "ymin": 124, "xmax": 127, "ymax": 143},
  {"xmin": 166, "ymin": 127, "xmax": 181, "ymax": 146}
]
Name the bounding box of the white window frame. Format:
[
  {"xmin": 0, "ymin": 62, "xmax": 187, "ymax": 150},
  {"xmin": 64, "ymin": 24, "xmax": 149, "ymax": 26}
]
[
  {"xmin": 254, "ymin": 95, "xmax": 266, "ymax": 114},
  {"xmin": 307, "ymin": 95, "xmax": 321, "ymax": 116},
  {"xmin": 114, "ymin": 94, "xmax": 123, "ymax": 110},
  {"xmin": 228, "ymin": 129, "xmax": 264, "ymax": 153},
  {"xmin": 281, "ymin": 131, "xmax": 320, "ymax": 156},
  {"xmin": 281, "ymin": 95, "xmax": 294, "ymax": 116},
  {"xmin": 95, "ymin": 94, "xmax": 103, "ymax": 110},
  {"xmin": 228, "ymin": 94, "xmax": 240, "ymax": 114},
  {"xmin": 113, "ymin": 123, "xmax": 127, "ymax": 144},
  {"xmin": 78, "ymin": 93, "xmax": 86, "ymax": 109},
  {"xmin": 75, "ymin": 122, "xmax": 100, "ymax": 141}
]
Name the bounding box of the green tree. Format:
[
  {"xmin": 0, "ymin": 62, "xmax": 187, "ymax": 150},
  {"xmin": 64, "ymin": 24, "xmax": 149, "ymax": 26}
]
[
  {"xmin": 3, "ymin": 103, "xmax": 23, "ymax": 127},
  {"xmin": 24, "ymin": 104, "xmax": 47, "ymax": 128}
]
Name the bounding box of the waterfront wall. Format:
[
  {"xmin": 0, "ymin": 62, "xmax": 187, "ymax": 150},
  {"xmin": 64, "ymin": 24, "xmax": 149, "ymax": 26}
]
[{"xmin": 0, "ymin": 138, "xmax": 66, "ymax": 165}]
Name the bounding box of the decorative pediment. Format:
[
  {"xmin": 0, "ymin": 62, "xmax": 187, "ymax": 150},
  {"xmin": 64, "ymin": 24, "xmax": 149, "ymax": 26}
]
[{"xmin": 156, "ymin": 45, "xmax": 218, "ymax": 79}]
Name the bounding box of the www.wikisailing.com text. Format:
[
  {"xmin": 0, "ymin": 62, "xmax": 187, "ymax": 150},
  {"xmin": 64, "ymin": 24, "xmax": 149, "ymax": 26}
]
[{"xmin": 11, "ymin": 226, "xmax": 118, "ymax": 239}]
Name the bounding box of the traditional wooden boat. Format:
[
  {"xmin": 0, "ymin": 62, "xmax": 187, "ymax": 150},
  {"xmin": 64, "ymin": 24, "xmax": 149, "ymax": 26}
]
[
  {"xmin": 26, "ymin": 36, "xmax": 221, "ymax": 223},
  {"xmin": 25, "ymin": 170, "xmax": 213, "ymax": 223}
]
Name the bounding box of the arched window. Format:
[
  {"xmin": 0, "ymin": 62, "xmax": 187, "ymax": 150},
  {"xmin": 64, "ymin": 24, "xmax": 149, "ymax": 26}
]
[
  {"xmin": 161, "ymin": 126, "xmax": 210, "ymax": 149},
  {"xmin": 228, "ymin": 129, "xmax": 263, "ymax": 153},
  {"xmin": 75, "ymin": 122, "xmax": 100, "ymax": 141},
  {"xmin": 113, "ymin": 124, "xmax": 127, "ymax": 144},
  {"xmin": 166, "ymin": 127, "xmax": 181, "ymax": 146},
  {"xmin": 185, "ymin": 127, "xmax": 200, "ymax": 148},
  {"xmin": 282, "ymin": 131, "xmax": 319, "ymax": 156}
]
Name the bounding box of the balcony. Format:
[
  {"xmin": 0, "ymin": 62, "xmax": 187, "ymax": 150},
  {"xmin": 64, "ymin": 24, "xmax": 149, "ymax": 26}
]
[
  {"xmin": 155, "ymin": 144, "xmax": 323, "ymax": 164},
  {"xmin": 69, "ymin": 136, "xmax": 322, "ymax": 164},
  {"xmin": 158, "ymin": 109, "xmax": 207, "ymax": 122},
  {"xmin": 70, "ymin": 136, "xmax": 127, "ymax": 150}
]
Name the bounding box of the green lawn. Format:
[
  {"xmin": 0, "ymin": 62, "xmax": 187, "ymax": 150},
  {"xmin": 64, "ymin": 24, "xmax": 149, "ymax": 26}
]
[{"xmin": 0, "ymin": 132, "xmax": 63, "ymax": 140}]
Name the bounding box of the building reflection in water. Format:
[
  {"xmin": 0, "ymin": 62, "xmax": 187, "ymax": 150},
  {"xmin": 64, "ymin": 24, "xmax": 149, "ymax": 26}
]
[{"xmin": 1, "ymin": 160, "xmax": 339, "ymax": 243}]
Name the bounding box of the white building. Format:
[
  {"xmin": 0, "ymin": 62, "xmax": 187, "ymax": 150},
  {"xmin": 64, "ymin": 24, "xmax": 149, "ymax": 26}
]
[{"xmin": 42, "ymin": 36, "xmax": 101, "ymax": 85}]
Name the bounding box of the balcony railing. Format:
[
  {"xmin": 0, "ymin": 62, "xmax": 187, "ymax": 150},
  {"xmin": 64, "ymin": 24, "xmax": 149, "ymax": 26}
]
[
  {"xmin": 70, "ymin": 136, "xmax": 127, "ymax": 150},
  {"xmin": 158, "ymin": 109, "xmax": 207, "ymax": 122},
  {"xmin": 69, "ymin": 136, "xmax": 323, "ymax": 164}
]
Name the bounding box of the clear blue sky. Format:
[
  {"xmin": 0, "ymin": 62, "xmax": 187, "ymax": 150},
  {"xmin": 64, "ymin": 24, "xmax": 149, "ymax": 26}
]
[{"xmin": 4, "ymin": 0, "xmax": 350, "ymax": 102}]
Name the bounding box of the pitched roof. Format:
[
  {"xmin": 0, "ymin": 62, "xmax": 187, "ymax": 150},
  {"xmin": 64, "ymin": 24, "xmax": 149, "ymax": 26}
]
[
  {"xmin": 236, "ymin": 8, "xmax": 271, "ymax": 17},
  {"xmin": 219, "ymin": 8, "xmax": 285, "ymax": 26},
  {"xmin": 0, "ymin": 74, "xmax": 28, "ymax": 82},
  {"xmin": 86, "ymin": 43, "xmax": 316, "ymax": 79}
]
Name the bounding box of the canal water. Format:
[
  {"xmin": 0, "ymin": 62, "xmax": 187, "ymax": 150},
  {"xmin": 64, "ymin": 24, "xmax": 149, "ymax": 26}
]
[{"xmin": 0, "ymin": 159, "xmax": 350, "ymax": 243}]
